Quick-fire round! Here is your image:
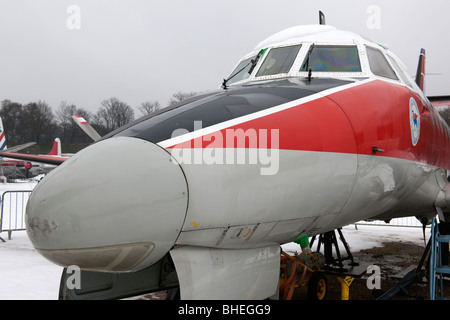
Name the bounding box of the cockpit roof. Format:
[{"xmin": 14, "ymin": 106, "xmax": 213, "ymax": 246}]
[
  {"xmin": 252, "ymin": 25, "xmax": 367, "ymax": 53},
  {"xmin": 224, "ymin": 24, "xmax": 416, "ymax": 90}
]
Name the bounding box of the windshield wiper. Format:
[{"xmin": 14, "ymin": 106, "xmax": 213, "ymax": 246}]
[
  {"xmin": 222, "ymin": 49, "xmax": 266, "ymax": 89},
  {"xmin": 247, "ymin": 49, "xmax": 265, "ymax": 75},
  {"xmin": 301, "ymin": 43, "xmax": 315, "ymax": 81}
]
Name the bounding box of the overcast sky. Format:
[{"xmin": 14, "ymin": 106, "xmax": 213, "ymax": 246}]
[{"xmin": 0, "ymin": 0, "xmax": 449, "ymax": 114}]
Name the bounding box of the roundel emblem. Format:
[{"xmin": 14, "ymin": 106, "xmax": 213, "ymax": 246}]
[{"xmin": 409, "ymin": 97, "xmax": 420, "ymax": 146}]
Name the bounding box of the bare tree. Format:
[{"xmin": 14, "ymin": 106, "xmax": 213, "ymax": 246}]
[
  {"xmin": 169, "ymin": 91, "xmax": 197, "ymax": 105},
  {"xmin": 94, "ymin": 97, "xmax": 135, "ymax": 134},
  {"xmin": 19, "ymin": 100, "xmax": 56, "ymax": 144},
  {"xmin": 0, "ymin": 100, "xmax": 23, "ymax": 143},
  {"xmin": 138, "ymin": 100, "xmax": 161, "ymax": 116}
]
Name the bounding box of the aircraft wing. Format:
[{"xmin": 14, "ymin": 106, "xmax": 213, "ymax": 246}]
[
  {"xmin": 0, "ymin": 151, "xmax": 67, "ymax": 165},
  {"xmin": 6, "ymin": 142, "xmax": 37, "ymax": 153},
  {"xmin": 429, "ymin": 96, "xmax": 450, "ymax": 107}
]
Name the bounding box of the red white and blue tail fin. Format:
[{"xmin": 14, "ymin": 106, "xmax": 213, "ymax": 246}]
[
  {"xmin": 415, "ymin": 48, "xmax": 426, "ymax": 92},
  {"xmin": 0, "ymin": 117, "xmax": 7, "ymax": 151}
]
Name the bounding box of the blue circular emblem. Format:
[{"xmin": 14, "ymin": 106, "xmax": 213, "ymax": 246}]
[{"xmin": 409, "ymin": 97, "xmax": 420, "ymax": 146}]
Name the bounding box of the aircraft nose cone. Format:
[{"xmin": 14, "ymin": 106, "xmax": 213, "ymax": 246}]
[{"xmin": 26, "ymin": 137, "xmax": 188, "ymax": 272}]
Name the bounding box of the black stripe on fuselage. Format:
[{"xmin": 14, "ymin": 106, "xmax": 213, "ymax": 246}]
[{"xmin": 107, "ymin": 78, "xmax": 358, "ymax": 144}]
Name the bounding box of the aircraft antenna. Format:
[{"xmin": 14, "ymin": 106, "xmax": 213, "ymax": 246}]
[{"xmin": 319, "ymin": 11, "xmax": 326, "ymax": 25}]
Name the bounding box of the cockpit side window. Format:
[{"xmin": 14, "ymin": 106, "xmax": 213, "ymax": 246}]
[
  {"xmin": 387, "ymin": 55, "xmax": 414, "ymax": 88},
  {"xmin": 366, "ymin": 46, "xmax": 398, "ymax": 80},
  {"xmin": 256, "ymin": 45, "xmax": 301, "ymax": 77},
  {"xmin": 300, "ymin": 45, "xmax": 361, "ymax": 72},
  {"xmin": 226, "ymin": 56, "xmax": 256, "ymax": 85}
]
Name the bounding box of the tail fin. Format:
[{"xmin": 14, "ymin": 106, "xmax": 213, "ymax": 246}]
[
  {"xmin": 47, "ymin": 138, "xmax": 62, "ymax": 156},
  {"xmin": 72, "ymin": 115, "xmax": 102, "ymax": 142},
  {"xmin": 415, "ymin": 48, "xmax": 426, "ymax": 92},
  {"xmin": 0, "ymin": 117, "xmax": 7, "ymax": 151}
]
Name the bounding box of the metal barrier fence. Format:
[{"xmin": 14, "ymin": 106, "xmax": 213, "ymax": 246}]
[
  {"xmin": 0, "ymin": 190, "xmax": 32, "ymax": 241},
  {"xmin": 354, "ymin": 216, "xmax": 426, "ymax": 228}
]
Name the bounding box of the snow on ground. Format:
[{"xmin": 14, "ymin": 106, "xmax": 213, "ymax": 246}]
[
  {"xmin": 0, "ymin": 231, "xmax": 63, "ymax": 300},
  {"xmin": 282, "ymin": 223, "xmax": 429, "ymax": 255},
  {"xmin": 0, "ymin": 180, "xmax": 38, "ymax": 192},
  {"xmin": 0, "ymin": 180, "xmax": 63, "ymax": 300}
]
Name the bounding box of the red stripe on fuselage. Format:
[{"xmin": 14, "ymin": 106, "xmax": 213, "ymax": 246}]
[
  {"xmin": 169, "ymin": 80, "xmax": 450, "ymax": 170},
  {"xmin": 202, "ymin": 93, "xmax": 357, "ymax": 154},
  {"xmin": 330, "ymin": 80, "xmax": 450, "ymax": 169},
  {"xmin": 1, "ymin": 160, "xmax": 24, "ymax": 166}
]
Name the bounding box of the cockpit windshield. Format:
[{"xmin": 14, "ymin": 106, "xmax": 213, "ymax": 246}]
[
  {"xmin": 256, "ymin": 45, "xmax": 301, "ymax": 77},
  {"xmin": 225, "ymin": 43, "xmax": 364, "ymax": 87},
  {"xmin": 300, "ymin": 45, "xmax": 361, "ymax": 72}
]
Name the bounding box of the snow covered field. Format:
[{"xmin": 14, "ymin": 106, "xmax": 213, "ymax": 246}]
[
  {"xmin": 0, "ymin": 180, "xmax": 430, "ymax": 300},
  {"xmin": 0, "ymin": 230, "xmax": 63, "ymax": 300},
  {"xmin": 0, "ymin": 181, "xmax": 63, "ymax": 300}
]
